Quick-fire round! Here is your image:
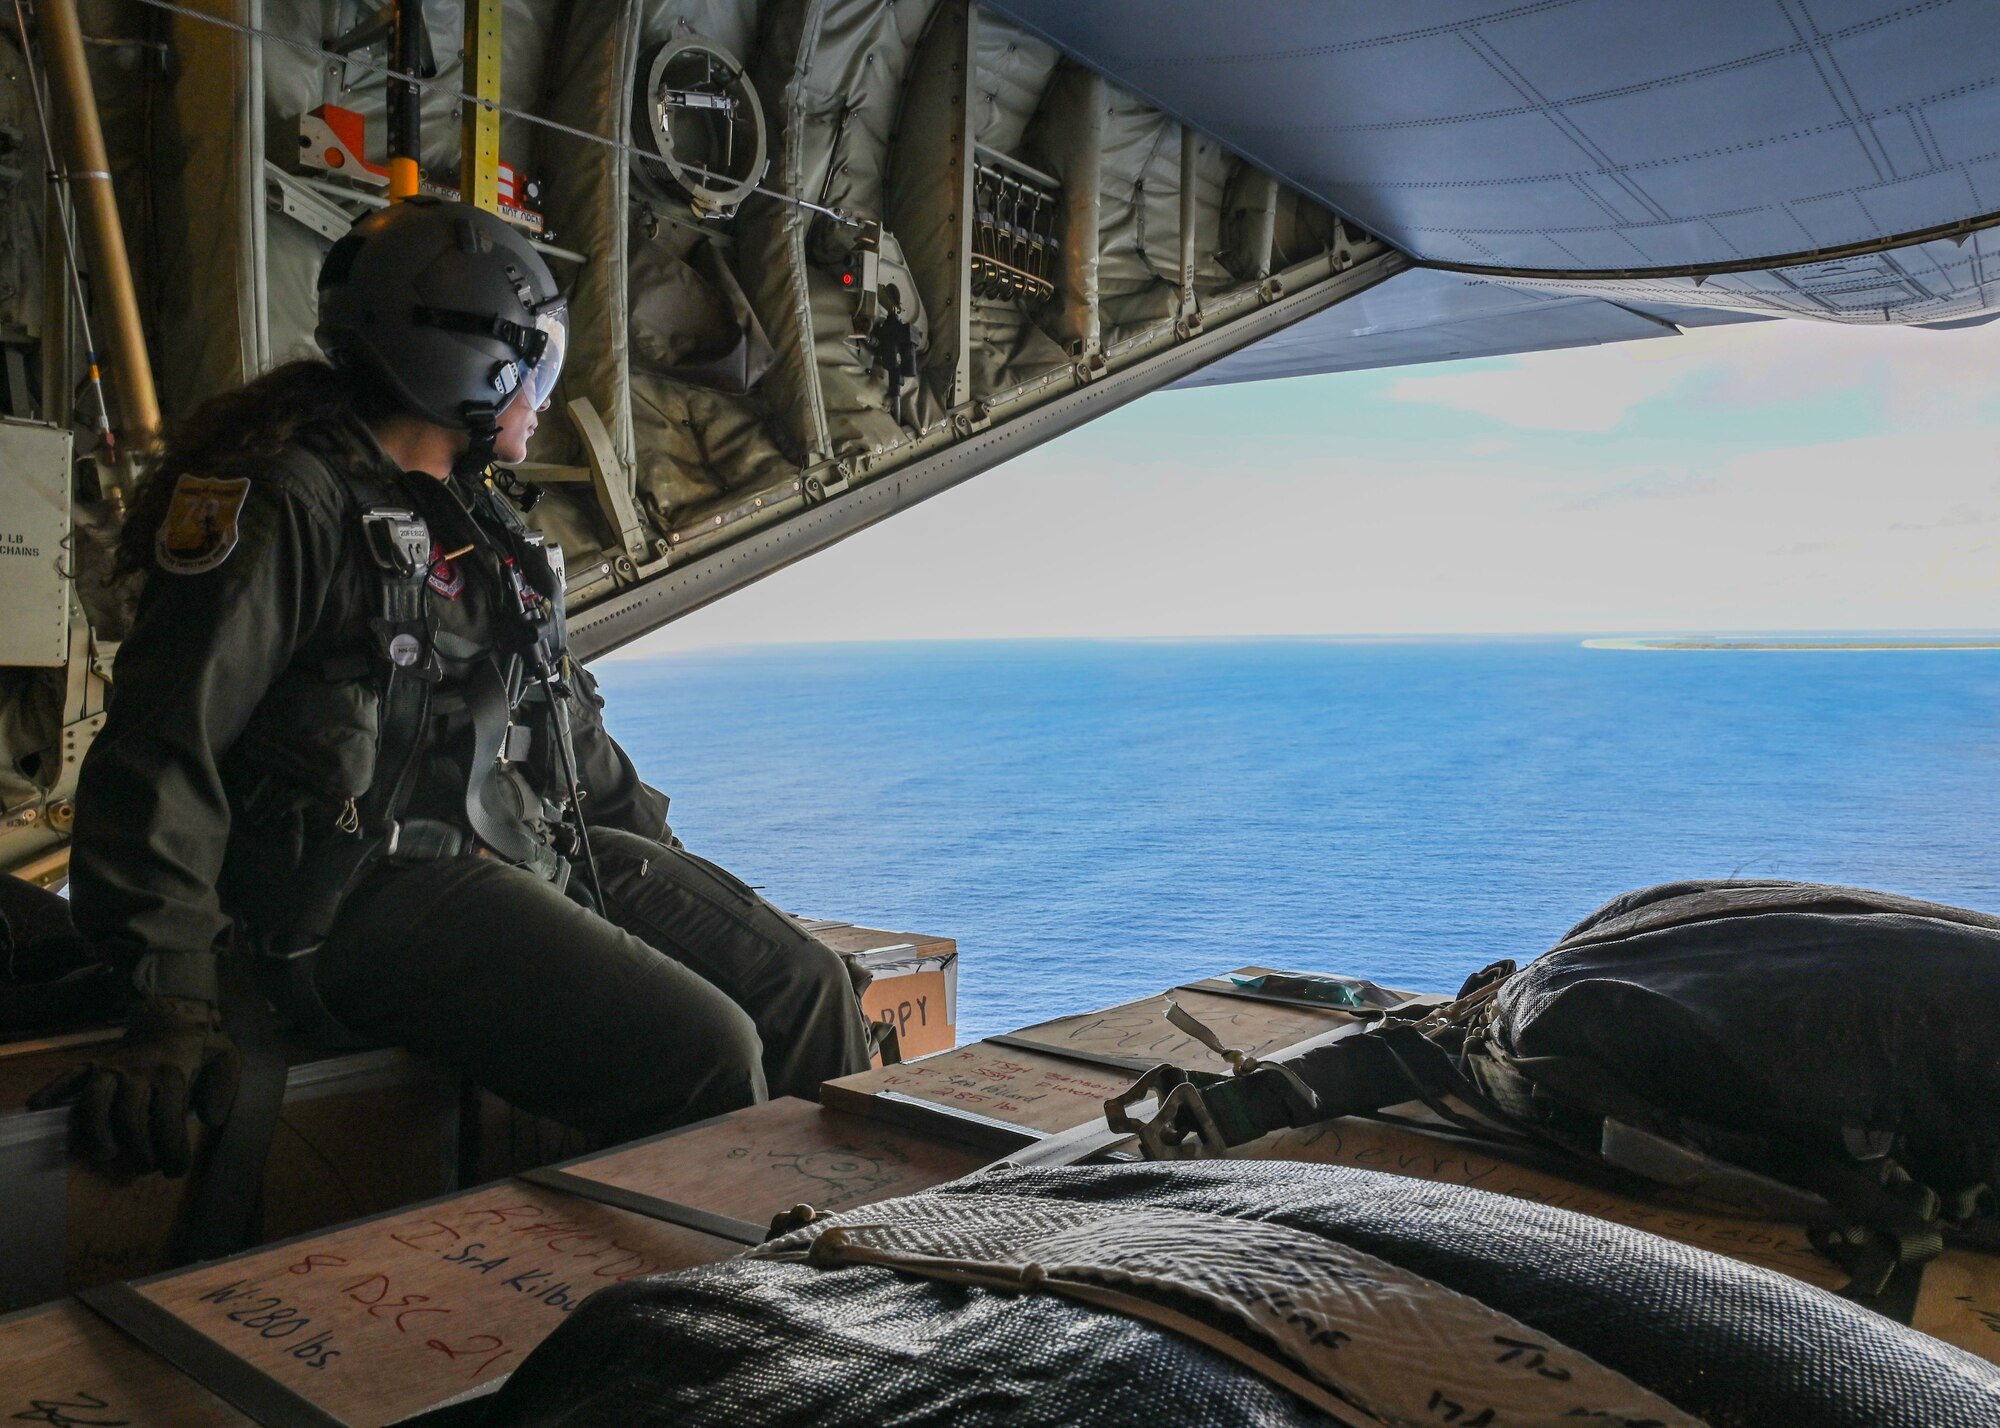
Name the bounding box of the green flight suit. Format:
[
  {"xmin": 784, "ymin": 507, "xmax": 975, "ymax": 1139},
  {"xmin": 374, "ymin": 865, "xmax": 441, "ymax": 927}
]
[{"xmin": 70, "ymin": 414, "xmax": 870, "ymax": 1140}]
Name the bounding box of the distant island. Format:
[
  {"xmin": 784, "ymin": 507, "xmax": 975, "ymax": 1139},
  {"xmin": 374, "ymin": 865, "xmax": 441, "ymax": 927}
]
[{"xmin": 1585, "ymin": 637, "xmax": 2000, "ymax": 651}]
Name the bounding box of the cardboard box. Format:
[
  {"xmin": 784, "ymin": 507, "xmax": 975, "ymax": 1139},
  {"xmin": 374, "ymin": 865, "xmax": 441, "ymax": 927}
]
[
  {"xmin": 800, "ymin": 920, "xmax": 959, "ymax": 1062},
  {"xmin": 0, "ymin": 1041, "xmax": 458, "ymax": 1313}
]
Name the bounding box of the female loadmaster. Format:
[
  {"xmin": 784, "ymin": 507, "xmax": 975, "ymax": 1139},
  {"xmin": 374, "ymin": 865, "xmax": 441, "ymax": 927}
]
[{"xmin": 34, "ymin": 198, "xmax": 872, "ymax": 1175}]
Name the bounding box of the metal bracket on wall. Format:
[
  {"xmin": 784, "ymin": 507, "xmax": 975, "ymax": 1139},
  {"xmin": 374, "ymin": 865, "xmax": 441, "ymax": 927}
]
[
  {"xmin": 886, "ymin": 0, "xmax": 976, "ymax": 410},
  {"xmin": 567, "ymin": 395, "xmax": 649, "ymax": 564},
  {"xmin": 265, "ymin": 163, "xmax": 359, "ymax": 244}
]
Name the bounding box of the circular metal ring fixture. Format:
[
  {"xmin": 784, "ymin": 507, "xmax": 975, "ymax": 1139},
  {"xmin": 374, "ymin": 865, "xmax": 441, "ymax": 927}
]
[{"xmin": 631, "ymin": 34, "xmax": 769, "ymax": 219}]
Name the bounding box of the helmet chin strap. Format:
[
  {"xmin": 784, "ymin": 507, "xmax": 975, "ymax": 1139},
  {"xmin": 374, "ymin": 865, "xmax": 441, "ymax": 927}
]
[{"xmin": 453, "ymin": 401, "xmax": 501, "ymax": 481}]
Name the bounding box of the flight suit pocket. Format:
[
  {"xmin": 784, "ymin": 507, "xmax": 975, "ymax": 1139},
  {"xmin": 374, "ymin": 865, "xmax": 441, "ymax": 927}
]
[
  {"xmin": 675, "ymin": 849, "xmax": 767, "ymax": 911},
  {"xmin": 233, "ymin": 669, "xmax": 381, "ymax": 813},
  {"xmin": 224, "ymin": 675, "xmax": 381, "ymax": 925}
]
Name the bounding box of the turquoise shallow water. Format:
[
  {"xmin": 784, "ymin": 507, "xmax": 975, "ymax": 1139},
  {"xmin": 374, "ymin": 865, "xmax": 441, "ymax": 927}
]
[{"xmin": 594, "ymin": 638, "xmax": 2000, "ymax": 1043}]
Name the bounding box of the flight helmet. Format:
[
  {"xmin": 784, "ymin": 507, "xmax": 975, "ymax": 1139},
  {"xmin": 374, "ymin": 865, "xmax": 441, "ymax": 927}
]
[{"xmin": 315, "ymin": 196, "xmax": 569, "ymax": 438}]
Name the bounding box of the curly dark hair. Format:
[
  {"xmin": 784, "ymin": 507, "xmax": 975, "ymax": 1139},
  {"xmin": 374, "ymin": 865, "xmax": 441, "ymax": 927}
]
[{"xmin": 114, "ymin": 359, "xmax": 397, "ymax": 578}]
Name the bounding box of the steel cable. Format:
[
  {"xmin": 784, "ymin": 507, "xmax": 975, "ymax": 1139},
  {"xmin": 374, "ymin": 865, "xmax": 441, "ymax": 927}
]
[{"xmin": 124, "ymin": 0, "xmax": 858, "ymax": 225}]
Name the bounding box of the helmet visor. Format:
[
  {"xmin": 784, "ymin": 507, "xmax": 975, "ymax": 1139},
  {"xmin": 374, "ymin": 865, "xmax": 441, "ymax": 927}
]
[{"xmin": 520, "ymin": 302, "xmax": 569, "ymax": 412}]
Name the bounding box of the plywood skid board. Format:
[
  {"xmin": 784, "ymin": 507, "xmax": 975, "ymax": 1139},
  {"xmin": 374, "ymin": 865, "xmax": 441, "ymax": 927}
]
[
  {"xmin": 0, "ymin": 1300, "xmax": 251, "ymax": 1427},
  {"xmin": 557, "ymin": 1096, "xmax": 990, "ymax": 1228},
  {"xmin": 125, "ymin": 1182, "xmax": 739, "ymax": 1426},
  {"xmin": 1000, "ymin": 983, "xmax": 1357, "ymax": 1075},
  {"xmin": 823, "ymin": 1040, "xmax": 1140, "ymax": 1137},
  {"xmin": 819, "ymin": 967, "xmax": 1384, "ymax": 1139}
]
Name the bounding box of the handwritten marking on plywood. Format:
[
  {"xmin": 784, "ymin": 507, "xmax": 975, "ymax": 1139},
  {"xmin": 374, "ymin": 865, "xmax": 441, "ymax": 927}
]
[
  {"xmin": 0, "ymin": 1301, "xmax": 250, "ymax": 1427},
  {"xmin": 565, "ymin": 1098, "xmax": 988, "ymax": 1222},
  {"xmin": 824, "ymin": 1043, "xmax": 1135, "ymax": 1135},
  {"xmin": 1233, "ymin": 1117, "xmax": 1845, "ymax": 1289},
  {"xmin": 137, "ymin": 1188, "xmax": 737, "ymax": 1424},
  {"xmin": 1005, "ymin": 987, "xmax": 1352, "ymax": 1073}
]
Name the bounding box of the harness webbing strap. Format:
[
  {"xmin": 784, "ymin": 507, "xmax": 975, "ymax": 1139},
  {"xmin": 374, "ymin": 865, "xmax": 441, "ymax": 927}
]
[
  {"xmin": 277, "ymin": 494, "xmax": 436, "ymax": 951},
  {"xmin": 254, "ymin": 469, "xmax": 439, "ymax": 1044}
]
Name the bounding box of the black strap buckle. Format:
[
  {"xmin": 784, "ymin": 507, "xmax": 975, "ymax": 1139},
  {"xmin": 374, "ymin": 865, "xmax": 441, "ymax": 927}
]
[{"xmin": 411, "ymin": 305, "xmax": 549, "ymax": 363}]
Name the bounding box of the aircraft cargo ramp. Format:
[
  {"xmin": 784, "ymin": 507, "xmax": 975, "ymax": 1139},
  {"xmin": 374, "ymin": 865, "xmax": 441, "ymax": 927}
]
[{"xmin": 6, "ymin": 961, "xmax": 2000, "ymax": 1426}]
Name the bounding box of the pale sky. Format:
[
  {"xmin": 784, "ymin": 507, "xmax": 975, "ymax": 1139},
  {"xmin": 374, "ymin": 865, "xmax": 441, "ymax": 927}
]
[{"xmin": 619, "ymin": 314, "xmax": 2000, "ymax": 655}]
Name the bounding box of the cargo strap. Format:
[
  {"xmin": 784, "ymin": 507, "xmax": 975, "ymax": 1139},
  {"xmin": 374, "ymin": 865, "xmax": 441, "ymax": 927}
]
[
  {"xmin": 175, "ymin": 960, "xmax": 290, "ymax": 1264},
  {"xmin": 1112, "ymin": 997, "xmax": 1954, "ymax": 1322},
  {"xmin": 1108, "ymin": 1014, "xmax": 1468, "ymax": 1161},
  {"xmin": 429, "ymin": 469, "xmax": 602, "ymax": 907},
  {"xmin": 463, "ymin": 657, "xmax": 568, "ymax": 888}
]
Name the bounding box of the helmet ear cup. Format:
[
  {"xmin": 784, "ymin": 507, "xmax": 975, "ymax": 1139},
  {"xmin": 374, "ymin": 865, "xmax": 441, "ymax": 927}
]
[{"xmin": 315, "ymin": 199, "xmax": 560, "ymax": 431}]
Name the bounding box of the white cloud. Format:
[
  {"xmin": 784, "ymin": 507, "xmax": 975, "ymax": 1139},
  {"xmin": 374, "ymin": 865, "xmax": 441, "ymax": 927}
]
[
  {"xmin": 1382, "ymin": 316, "xmax": 2000, "ymax": 432},
  {"xmin": 610, "ymin": 316, "xmax": 2000, "ymax": 653},
  {"xmin": 1381, "ymin": 341, "xmax": 1700, "ymax": 431},
  {"xmin": 619, "ymin": 421, "xmax": 2000, "ymax": 651}
]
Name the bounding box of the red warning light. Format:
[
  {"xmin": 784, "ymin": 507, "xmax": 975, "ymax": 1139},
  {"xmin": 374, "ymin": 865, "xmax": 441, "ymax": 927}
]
[{"xmin": 841, "ymin": 272, "xmax": 854, "ymax": 286}]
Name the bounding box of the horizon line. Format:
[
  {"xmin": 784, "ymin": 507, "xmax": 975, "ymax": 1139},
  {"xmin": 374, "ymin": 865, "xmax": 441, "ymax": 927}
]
[{"xmin": 608, "ymin": 627, "xmax": 2000, "ymax": 657}]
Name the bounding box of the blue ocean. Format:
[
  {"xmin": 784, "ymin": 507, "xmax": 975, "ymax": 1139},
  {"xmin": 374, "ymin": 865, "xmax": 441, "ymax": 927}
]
[{"xmin": 595, "ymin": 638, "xmax": 2000, "ymax": 1043}]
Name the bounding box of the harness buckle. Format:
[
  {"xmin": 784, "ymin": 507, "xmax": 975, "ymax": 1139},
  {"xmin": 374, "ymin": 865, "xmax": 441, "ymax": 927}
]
[{"xmin": 360, "ymin": 505, "xmax": 431, "ymax": 579}]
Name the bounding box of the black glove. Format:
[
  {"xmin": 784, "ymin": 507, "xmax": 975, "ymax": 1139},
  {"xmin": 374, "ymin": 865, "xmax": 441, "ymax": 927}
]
[{"xmin": 28, "ymin": 995, "xmax": 241, "ymax": 1176}]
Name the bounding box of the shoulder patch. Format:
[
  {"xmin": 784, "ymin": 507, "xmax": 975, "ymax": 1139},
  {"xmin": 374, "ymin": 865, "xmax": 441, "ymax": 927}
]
[{"xmin": 155, "ymin": 475, "xmax": 251, "ymax": 575}]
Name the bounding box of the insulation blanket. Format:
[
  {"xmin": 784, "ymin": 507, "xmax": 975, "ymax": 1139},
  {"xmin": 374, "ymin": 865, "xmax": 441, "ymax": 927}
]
[
  {"xmin": 480, "ymin": 1160, "xmax": 2000, "ymax": 1427},
  {"xmin": 762, "ymin": 1197, "xmax": 1698, "ymax": 1428}
]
